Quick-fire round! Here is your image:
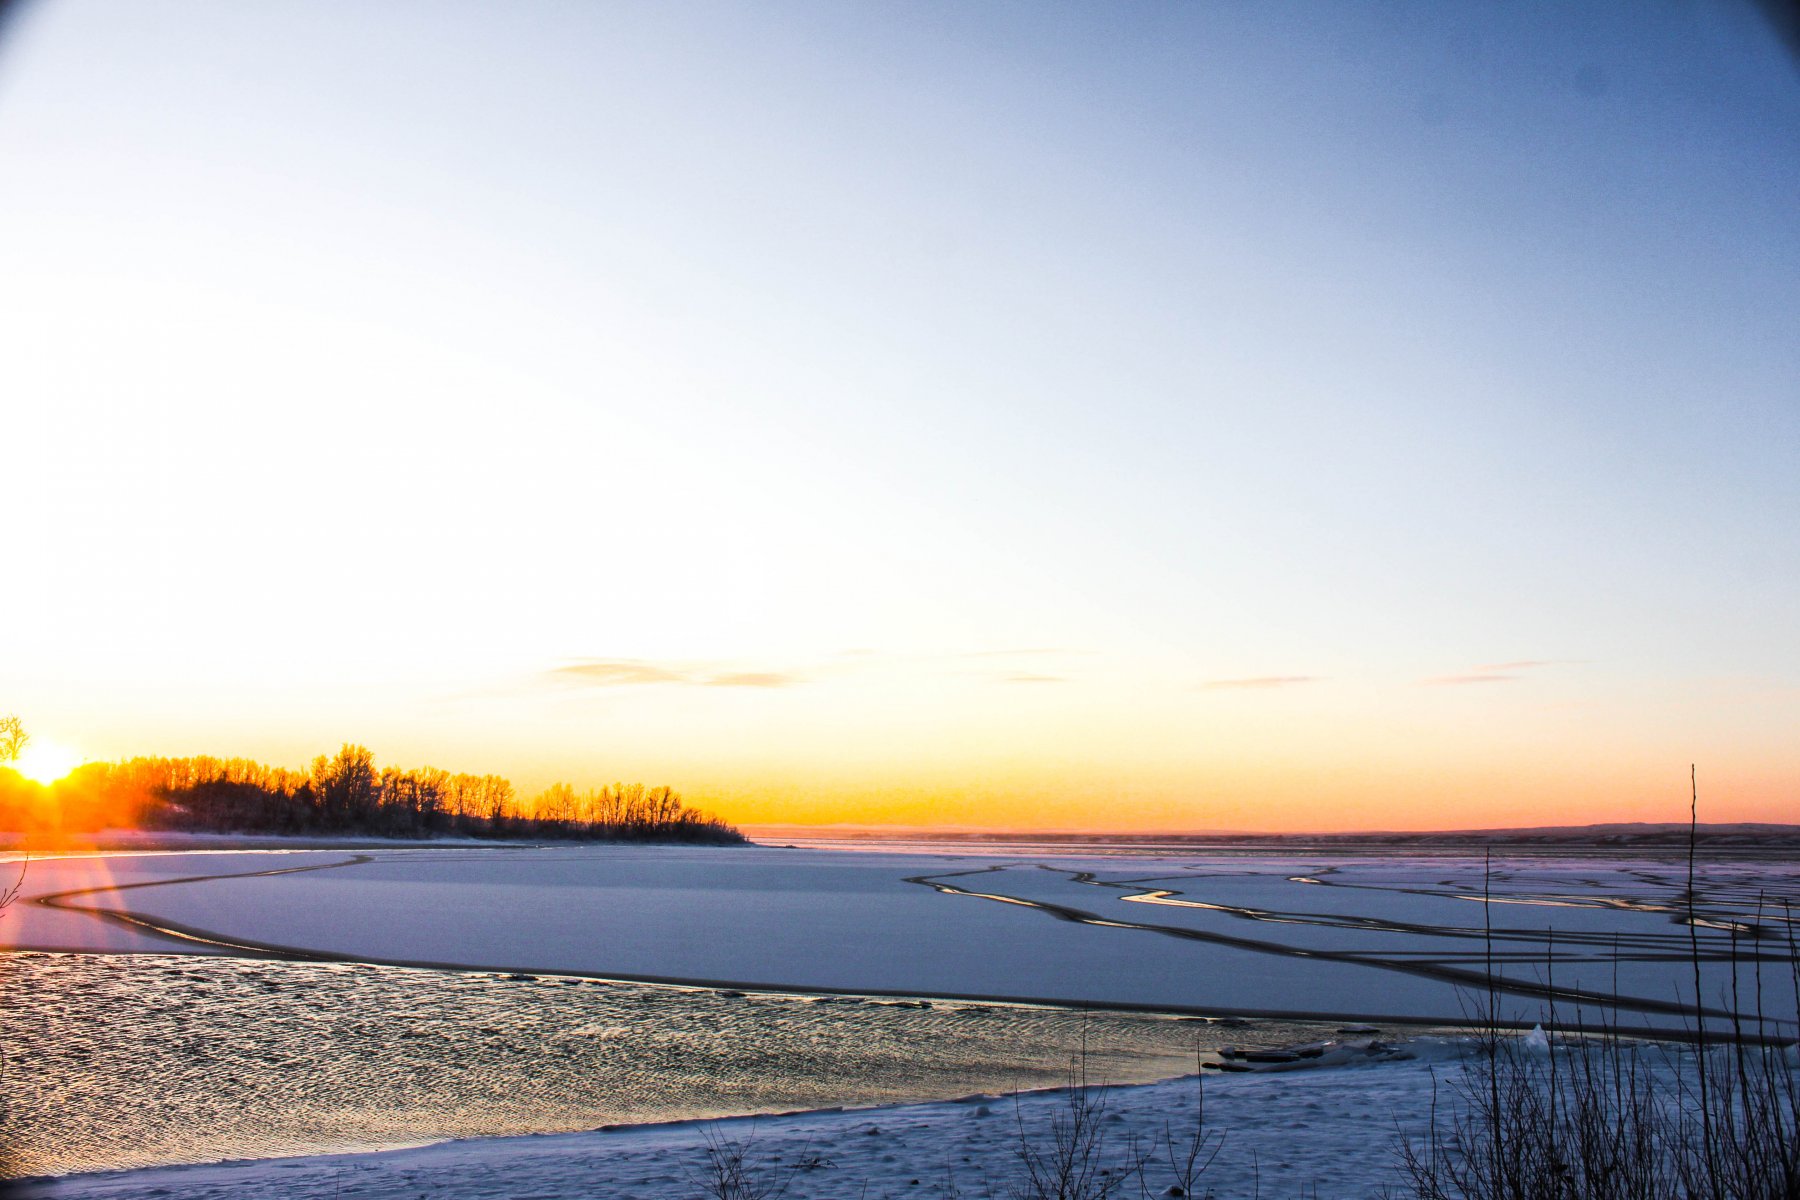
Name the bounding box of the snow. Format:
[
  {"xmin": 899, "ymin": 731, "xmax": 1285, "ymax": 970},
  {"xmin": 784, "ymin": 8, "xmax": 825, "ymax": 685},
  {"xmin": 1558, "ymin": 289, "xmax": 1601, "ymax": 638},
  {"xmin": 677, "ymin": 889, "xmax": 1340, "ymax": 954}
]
[
  {"xmin": 10, "ymin": 844, "xmax": 1792, "ymax": 1031},
  {"xmin": 15, "ymin": 1047, "xmax": 1468, "ymax": 1199},
  {"xmin": 6, "ymin": 841, "xmax": 1796, "ymax": 1196}
]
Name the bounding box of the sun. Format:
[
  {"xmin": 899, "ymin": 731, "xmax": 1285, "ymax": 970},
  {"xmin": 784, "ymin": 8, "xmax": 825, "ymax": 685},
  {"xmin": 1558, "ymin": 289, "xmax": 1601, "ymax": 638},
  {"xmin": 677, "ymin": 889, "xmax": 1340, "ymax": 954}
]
[{"xmin": 12, "ymin": 739, "xmax": 82, "ymax": 786}]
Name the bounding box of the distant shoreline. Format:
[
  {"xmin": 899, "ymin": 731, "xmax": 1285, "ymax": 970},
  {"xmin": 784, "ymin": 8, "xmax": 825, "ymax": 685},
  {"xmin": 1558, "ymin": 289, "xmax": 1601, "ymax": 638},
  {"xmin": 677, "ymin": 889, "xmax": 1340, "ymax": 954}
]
[
  {"xmin": 9, "ymin": 822, "xmax": 1800, "ymax": 858},
  {"xmin": 0, "ymin": 829, "xmax": 747, "ymax": 855},
  {"xmin": 749, "ymin": 822, "xmax": 1800, "ymax": 851}
]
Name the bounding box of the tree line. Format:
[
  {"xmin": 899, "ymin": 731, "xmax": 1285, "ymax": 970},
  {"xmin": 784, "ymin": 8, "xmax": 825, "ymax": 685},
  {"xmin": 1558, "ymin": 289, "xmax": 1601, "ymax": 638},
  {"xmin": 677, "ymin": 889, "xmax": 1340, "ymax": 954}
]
[{"xmin": 0, "ymin": 741, "xmax": 744, "ymax": 844}]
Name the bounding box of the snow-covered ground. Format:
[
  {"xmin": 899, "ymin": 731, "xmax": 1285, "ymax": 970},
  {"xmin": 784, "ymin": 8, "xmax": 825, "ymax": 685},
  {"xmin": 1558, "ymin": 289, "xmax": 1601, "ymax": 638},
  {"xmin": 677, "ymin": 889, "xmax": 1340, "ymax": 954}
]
[
  {"xmin": 5, "ymin": 842, "xmax": 1796, "ymax": 1196},
  {"xmin": 6, "ymin": 843, "xmax": 1794, "ymax": 1030},
  {"xmin": 15, "ymin": 1045, "xmax": 1467, "ymax": 1200}
]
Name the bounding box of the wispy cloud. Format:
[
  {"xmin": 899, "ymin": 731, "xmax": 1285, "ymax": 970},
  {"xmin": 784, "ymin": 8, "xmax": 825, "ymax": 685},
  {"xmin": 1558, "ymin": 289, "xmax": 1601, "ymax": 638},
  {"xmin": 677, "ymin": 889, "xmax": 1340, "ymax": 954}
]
[
  {"xmin": 1202, "ymin": 675, "xmax": 1318, "ymax": 690},
  {"xmin": 706, "ymin": 671, "xmax": 799, "ymax": 688},
  {"xmin": 1423, "ymin": 659, "xmax": 1573, "ymax": 686},
  {"xmin": 550, "ymin": 647, "xmax": 1076, "ymax": 695},
  {"xmin": 551, "ymin": 659, "xmax": 801, "ymax": 689},
  {"xmin": 553, "ymin": 660, "xmax": 688, "ymax": 686}
]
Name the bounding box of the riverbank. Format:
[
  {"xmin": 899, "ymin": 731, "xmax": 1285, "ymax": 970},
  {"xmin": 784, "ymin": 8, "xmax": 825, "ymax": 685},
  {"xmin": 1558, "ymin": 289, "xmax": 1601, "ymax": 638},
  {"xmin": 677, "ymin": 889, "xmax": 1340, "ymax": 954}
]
[{"xmin": 12, "ymin": 1044, "xmax": 1468, "ymax": 1199}]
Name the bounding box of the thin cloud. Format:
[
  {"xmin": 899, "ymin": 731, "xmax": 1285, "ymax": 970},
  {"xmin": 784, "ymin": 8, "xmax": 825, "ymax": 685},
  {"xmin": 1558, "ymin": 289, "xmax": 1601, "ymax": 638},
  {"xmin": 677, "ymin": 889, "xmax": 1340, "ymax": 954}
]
[
  {"xmin": 1426, "ymin": 658, "xmax": 1578, "ymax": 685},
  {"xmin": 705, "ymin": 672, "xmax": 799, "ymax": 688},
  {"xmin": 1202, "ymin": 675, "xmax": 1318, "ymax": 690},
  {"xmin": 552, "ymin": 660, "xmax": 688, "ymax": 686},
  {"xmin": 552, "ymin": 660, "xmax": 800, "ymax": 689},
  {"xmin": 553, "ymin": 650, "xmax": 1067, "ymax": 693}
]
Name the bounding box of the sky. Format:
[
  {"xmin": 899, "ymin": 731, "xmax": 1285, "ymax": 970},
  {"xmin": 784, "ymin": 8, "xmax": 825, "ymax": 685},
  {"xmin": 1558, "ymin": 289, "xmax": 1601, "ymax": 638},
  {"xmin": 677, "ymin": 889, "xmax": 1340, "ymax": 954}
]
[{"xmin": 0, "ymin": 1, "xmax": 1795, "ymax": 831}]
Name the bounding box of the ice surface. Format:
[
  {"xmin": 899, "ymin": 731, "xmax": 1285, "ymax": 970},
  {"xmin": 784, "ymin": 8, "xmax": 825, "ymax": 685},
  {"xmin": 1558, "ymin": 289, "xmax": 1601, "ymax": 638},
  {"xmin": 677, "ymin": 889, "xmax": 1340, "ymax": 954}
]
[
  {"xmin": 6, "ymin": 841, "xmax": 1797, "ymax": 1196},
  {"xmin": 11, "ymin": 843, "xmax": 1789, "ymax": 1031}
]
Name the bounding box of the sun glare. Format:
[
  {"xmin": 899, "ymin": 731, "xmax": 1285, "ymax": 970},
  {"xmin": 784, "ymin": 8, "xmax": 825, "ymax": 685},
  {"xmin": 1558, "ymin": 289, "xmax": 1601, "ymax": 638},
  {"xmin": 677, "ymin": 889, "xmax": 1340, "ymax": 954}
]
[{"xmin": 13, "ymin": 740, "xmax": 82, "ymax": 786}]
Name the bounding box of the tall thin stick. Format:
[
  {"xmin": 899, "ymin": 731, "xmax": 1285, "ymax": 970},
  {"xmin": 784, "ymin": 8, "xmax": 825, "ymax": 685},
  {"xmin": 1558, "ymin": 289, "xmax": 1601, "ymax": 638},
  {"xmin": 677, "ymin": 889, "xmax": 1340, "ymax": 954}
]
[
  {"xmin": 1485, "ymin": 847, "xmax": 1502, "ymax": 1190},
  {"xmin": 1688, "ymin": 763, "xmax": 1719, "ymax": 1193}
]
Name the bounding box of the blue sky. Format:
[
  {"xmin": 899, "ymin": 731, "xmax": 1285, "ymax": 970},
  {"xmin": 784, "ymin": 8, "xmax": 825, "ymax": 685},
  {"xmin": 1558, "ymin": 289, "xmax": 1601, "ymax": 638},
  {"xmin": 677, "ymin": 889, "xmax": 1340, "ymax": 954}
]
[{"xmin": 1, "ymin": 1, "xmax": 1794, "ymax": 827}]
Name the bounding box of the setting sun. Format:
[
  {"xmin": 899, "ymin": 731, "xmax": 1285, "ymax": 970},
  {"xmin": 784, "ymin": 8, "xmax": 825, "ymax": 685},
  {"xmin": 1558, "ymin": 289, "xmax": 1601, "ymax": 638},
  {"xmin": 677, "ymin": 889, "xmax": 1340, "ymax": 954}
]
[{"xmin": 13, "ymin": 739, "xmax": 82, "ymax": 786}]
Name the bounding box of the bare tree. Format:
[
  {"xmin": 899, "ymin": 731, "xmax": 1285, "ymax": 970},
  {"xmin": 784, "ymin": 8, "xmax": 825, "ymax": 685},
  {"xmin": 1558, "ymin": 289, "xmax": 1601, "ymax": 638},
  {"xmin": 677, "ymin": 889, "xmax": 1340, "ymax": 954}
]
[
  {"xmin": 0, "ymin": 714, "xmax": 26, "ymax": 1145},
  {"xmin": 1, "ymin": 712, "xmax": 25, "ymax": 916},
  {"xmin": 0, "ymin": 714, "xmax": 24, "ymax": 768}
]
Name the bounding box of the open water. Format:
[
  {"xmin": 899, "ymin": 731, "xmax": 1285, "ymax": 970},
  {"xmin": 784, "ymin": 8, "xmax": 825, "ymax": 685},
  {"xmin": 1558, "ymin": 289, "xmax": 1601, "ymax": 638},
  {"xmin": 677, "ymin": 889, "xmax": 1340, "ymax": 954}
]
[{"xmin": 0, "ymin": 951, "xmax": 1337, "ymax": 1178}]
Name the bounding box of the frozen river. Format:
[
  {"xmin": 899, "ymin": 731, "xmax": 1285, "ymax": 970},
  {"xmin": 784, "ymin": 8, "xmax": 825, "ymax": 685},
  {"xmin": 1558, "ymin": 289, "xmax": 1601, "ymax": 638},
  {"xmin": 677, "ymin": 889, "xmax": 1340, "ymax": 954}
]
[{"xmin": 2, "ymin": 841, "xmax": 1795, "ymax": 1179}]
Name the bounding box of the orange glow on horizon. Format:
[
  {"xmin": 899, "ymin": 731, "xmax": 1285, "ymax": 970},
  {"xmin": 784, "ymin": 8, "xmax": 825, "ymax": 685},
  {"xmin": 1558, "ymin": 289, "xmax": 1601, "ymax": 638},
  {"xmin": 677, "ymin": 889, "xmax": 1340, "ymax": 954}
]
[
  {"xmin": 10, "ymin": 677, "xmax": 1795, "ymax": 838},
  {"xmin": 684, "ymin": 758, "xmax": 1798, "ymax": 836}
]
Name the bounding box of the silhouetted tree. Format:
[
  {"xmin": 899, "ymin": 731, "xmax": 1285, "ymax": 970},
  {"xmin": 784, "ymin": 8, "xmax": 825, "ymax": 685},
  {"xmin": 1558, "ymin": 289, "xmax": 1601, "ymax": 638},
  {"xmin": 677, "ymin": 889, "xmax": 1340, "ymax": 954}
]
[
  {"xmin": 0, "ymin": 714, "xmax": 25, "ymax": 766},
  {"xmin": 311, "ymin": 744, "xmax": 378, "ymax": 829},
  {"xmin": 0, "ymin": 740, "xmax": 744, "ymax": 845},
  {"xmin": 1, "ymin": 713, "xmax": 25, "ymax": 915}
]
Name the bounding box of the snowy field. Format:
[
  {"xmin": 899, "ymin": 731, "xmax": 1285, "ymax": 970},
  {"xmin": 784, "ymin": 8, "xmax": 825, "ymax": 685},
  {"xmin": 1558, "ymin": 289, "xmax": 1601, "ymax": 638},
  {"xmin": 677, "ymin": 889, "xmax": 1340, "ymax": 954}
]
[{"xmin": 5, "ymin": 842, "xmax": 1796, "ymax": 1029}]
